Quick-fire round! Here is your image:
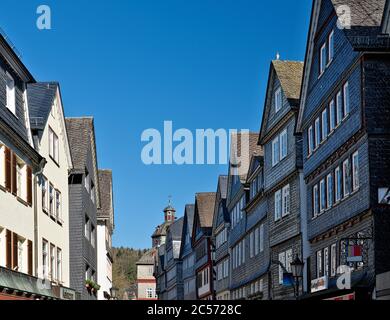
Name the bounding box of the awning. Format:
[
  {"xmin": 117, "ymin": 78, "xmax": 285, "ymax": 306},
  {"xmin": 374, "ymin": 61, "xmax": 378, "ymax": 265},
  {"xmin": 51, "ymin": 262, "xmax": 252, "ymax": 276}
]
[{"xmin": 0, "ymin": 266, "xmax": 56, "ymax": 299}]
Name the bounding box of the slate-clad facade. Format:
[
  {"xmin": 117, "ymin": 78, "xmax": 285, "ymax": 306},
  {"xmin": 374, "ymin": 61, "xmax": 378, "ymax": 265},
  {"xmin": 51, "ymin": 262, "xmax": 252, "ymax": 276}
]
[
  {"xmin": 259, "ymin": 60, "xmax": 305, "ymax": 300},
  {"xmin": 297, "ymin": 0, "xmax": 390, "ymax": 300},
  {"xmin": 212, "ymin": 176, "xmax": 230, "ymax": 300},
  {"xmin": 193, "ymin": 192, "xmax": 216, "ymax": 300},
  {"xmin": 180, "ymin": 204, "xmax": 197, "ymax": 300},
  {"xmin": 228, "ymin": 133, "xmax": 262, "ymax": 300},
  {"xmin": 66, "ymin": 117, "xmax": 100, "ymax": 300},
  {"xmin": 165, "ymin": 217, "xmax": 184, "ymax": 300}
]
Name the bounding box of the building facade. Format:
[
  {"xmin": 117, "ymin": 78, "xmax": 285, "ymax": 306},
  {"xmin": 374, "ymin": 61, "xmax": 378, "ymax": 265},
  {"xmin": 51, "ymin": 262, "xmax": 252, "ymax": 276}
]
[
  {"xmin": 180, "ymin": 204, "xmax": 197, "ymax": 300},
  {"xmin": 193, "ymin": 192, "xmax": 216, "ymax": 300},
  {"xmin": 66, "ymin": 117, "xmax": 100, "ymax": 300},
  {"xmin": 297, "ymin": 0, "xmax": 390, "ymax": 300},
  {"xmin": 212, "ymin": 176, "xmax": 230, "ymax": 300},
  {"xmin": 137, "ymin": 248, "xmax": 158, "ymax": 300},
  {"xmin": 97, "ymin": 170, "xmax": 114, "ymax": 300},
  {"xmin": 165, "ymin": 217, "xmax": 184, "ymax": 300},
  {"xmin": 259, "ymin": 60, "xmax": 305, "ymax": 299}
]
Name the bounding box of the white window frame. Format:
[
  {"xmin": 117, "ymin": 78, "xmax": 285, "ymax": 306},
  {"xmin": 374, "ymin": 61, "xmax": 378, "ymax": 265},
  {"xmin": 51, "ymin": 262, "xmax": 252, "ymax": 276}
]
[
  {"xmin": 327, "ymin": 173, "xmax": 333, "ymax": 209},
  {"xmin": 319, "ymin": 179, "xmax": 326, "ymax": 213},
  {"xmin": 321, "ymin": 109, "xmax": 328, "ymax": 140},
  {"xmin": 331, "ymin": 244, "xmax": 337, "ymax": 277},
  {"xmin": 6, "ymin": 72, "xmax": 16, "ymax": 115},
  {"xmin": 343, "ymin": 82, "xmax": 350, "ymax": 117},
  {"xmin": 272, "ymin": 136, "xmax": 280, "ymax": 167},
  {"xmin": 335, "ymin": 167, "xmax": 342, "ymax": 202},
  {"xmin": 352, "ymin": 151, "xmax": 359, "ymax": 191},
  {"xmin": 280, "ymin": 129, "xmax": 288, "ymax": 160},
  {"xmin": 320, "ymin": 43, "xmax": 327, "ymax": 75},
  {"xmin": 328, "ymin": 30, "xmax": 334, "ymax": 63},
  {"xmin": 308, "ymin": 125, "xmax": 314, "ymax": 155},
  {"xmin": 313, "ymin": 184, "xmax": 319, "ymax": 218},
  {"xmin": 336, "ymin": 91, "xmax": 343, "ymax": 125},
  {"xmin": 274, "ymin": 190, "xmax": 282, "ymax": 221},
  {"xmin": 275, "ymin": 87, "xmax": 282, "ymax": 113},
  {"xmin": 278, "ymin": 252, "xmax": 285, "ymax": 284},
  {"xmin": 259, "ymin": 224, "xmax": 264, "ymax": 253},
  {"xmin": 315, "ymin": 118, "xmax": 321, "ymax": 148},
  {"xmin": 324, "ymin": 247, "xmax": 330, "ymax": 277},
  {"xmin": 317, "ymin": 250, "xmax": 323, "ymax": 278},
  {"xmin": 343, "ymin": 159, "xmax": 350, "ymax": 198},
  {"xmin": 0, "ymin": 144, "xmax": 5, "ymax": 187},
  {"xmin": 282, "ymin": 184, "xmax": 290, "ymax": 217}
]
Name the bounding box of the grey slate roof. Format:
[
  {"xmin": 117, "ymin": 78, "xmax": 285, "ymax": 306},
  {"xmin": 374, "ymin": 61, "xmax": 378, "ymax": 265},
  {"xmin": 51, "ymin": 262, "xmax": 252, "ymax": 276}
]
[
  {"xmin": 331, "ymin": 0, "xmax": 386, "ymax": 27},
  {"xmin": 218, "ymin": 175, "xmax": 228, "ymax": 200},
  {"xmin": 169, "ymin": 217, "xmax": 184, "ymax": 241},
  {"xmin": 272, "ymin": 60, "xmax": 304, "ymax": 101},
  {"xmin": 184, "ymin": 204, "xmax": 195, "ymax": 234},
  {"xmin": 195, "ymin": 192, "xmax": 217, "ymax": 228},
  {"xmin": 27, "ymin": 82, "xmax": 58, "ymax": 130},
  {"xmin": 97, "ymin": 170, "xmax": 114, "ymax": 226}
]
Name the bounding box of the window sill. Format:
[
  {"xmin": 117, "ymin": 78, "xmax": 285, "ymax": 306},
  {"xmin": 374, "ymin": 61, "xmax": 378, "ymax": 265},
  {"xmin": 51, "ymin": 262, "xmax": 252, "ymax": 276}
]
[
  {"xmin": 0, "ymin": 184, "xmax": 6, "ymax": 193},
  {"xmin": 49, "ymin": 156, "xmax": 60, "ymax": 168},
  {"xmin": 5, "ymin": 106, "xmax": 19, "ymax": 120},
  {"xmin": 17, "ymin": 196, "xmax": 29, "ymax": 207}
]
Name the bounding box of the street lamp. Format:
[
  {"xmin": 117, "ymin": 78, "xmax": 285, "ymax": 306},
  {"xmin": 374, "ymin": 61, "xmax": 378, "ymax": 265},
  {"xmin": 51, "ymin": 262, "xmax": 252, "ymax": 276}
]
[
  {"xmin": 110, "ymin": 287, "xmax": 118, "ymax": 300},
  {"xmin": 290, "ymin": 255, "xmax": 304, "ymax": 299}
]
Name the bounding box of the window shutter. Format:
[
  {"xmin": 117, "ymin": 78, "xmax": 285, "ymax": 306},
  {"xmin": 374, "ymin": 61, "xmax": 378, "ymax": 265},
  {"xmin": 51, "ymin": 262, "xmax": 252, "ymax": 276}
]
[
  {"xmin": 12, "ymin": 232, "xmax": 18, "ymax": 270},
  {"xmin": 6, "ymin": 230, "xmax": 12, "ymax": 268},
  {"xmin": 28, "ymin": 240, "xmax": 33, "ymax": 275},
  {"xmin": 5, "ymin": 147, "xmax": 11, "ymax": 191},
  {"xmin": 11, "ymin": 153, "xmax": 17, "ymax": 196},
  {"xmin": 26, "ymin": 166, "xmax": 32, "ymax": 206}
]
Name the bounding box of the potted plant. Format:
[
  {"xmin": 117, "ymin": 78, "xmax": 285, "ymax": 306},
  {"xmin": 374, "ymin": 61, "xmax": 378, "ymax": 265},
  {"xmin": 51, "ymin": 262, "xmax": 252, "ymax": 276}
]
[{"xmin": 85, "ymin": 279, "xmax": 93, "ymax": 290}]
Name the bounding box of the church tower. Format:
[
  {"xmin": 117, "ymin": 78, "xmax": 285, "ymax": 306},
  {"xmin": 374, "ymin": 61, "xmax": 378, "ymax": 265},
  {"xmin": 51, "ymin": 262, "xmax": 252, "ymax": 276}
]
[{"xmin": 151, "ymin": 199, "xmax": 176, "ymax": 248}]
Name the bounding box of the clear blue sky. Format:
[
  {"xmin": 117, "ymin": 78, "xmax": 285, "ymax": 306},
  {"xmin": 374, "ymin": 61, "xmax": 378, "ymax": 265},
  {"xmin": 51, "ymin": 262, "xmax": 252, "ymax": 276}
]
[{"xmin": 1, "ymin": 0, "xmax": 311, "ymax": 249}]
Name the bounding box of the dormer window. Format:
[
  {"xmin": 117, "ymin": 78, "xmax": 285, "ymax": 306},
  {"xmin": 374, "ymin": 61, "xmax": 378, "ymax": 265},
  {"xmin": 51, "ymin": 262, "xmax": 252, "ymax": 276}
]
[
  {"xmin": 6, "ymin": 72, "xmax": 16, "ymax": 115},
  {"xmin": 275, "ymin": 87, "xmax": 282, "ymax": 113},
  {"xmin": 320, "ymin": 43, "xmax": 327, "ymax": 75}
]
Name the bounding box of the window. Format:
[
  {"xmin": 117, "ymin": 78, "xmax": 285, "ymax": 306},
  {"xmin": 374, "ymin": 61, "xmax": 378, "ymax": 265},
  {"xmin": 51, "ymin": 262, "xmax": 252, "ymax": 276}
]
[
  {"xmin": 352, "ymin": 151, "xmax": 359, "ymax": 191},
  {"xmin": 42, "ymin": 240, "xmax": 48, "ymax": 278},
  {"xmin": 313, "ymin": 184, "xmax": 319, "ymax": 218},
  {"xmin": 0, "ymin": 144, "xmax": 5, "ymax": 186},
  {"xmin": 55, "ymin": 190, "xmax": 61, "ymax": 221},
  {"xmin": 308, "ymin": 125, "xmax": 314, "ymax": 155},
  {"xmin": 278, "ymin": 252, "xmax": 285, "ymax": 284},
  {"xmin": 343, "ymin": 82, "xmax": 350, "ymax": 117},
  {"xmin": 329, "ymin": 100, "xmax": 336, "ymax": 132},
  {"xmin": 328, "ymin": 31, "xmax": 334, "ymax": 62},
  {"xmin": 324, "ymin": 247, "xmax": 329, "ymax": 277},
  {"xmin": 85, "ymin": 170, "xmax": 90, "ymax": 192},
  {"xmin": 42, "ymin": 176, "xmax": 48, "ymax": 212},
  {"xmin": 85, "ymin": 215, "xmax": 90, "ymax": 240},
  {"xmin": 272, "ymin": 136, "xmax": 280, "ymax": 167},
  {"xmin": 320, "ymin": 43, "xmax": 327, "ymax": 75},
  {"xmin": 259, "ymin": 224, "xmax": 264, "ymax": 253},
  {"xmin": 327, "ymin": 174, "xmax": 333, "ymax": 208},
  {"xmin": 17, "ymin": 239, "xmax": 24, "ymax": 273},
  {"xmin": 316, "ymin": 250, "xmax": 323, "ymax": 278},
  {"xmin": 91, "ymin": 181, "xmax": 95, "ymax": 204},
  {"xmin": 275, "ymin": 87, "xmax": 282, "ymax": 113},
  {"xmin": 49, "ymin": 184, "xmax": 54, "ymax": 215},
  {"xmin": 85, "ymin": 265, "xmax": 90, "ymax": 281},
  {"xmin": 49, "ymin": 128, "xmax": 59, "ymax": 164},
  {"xmin": 282, "ymin": 184, "xmax": 290, "ymax": 217},
  {"xmin": 335, "ymin": 167, "xmax": 342, "ymax": 202},
  {"xmin": 6, "ymin": 72, "xmax": 16, "ymax": 114},
  {"xmin": 320, "ymin": 179, "xmax": 326, "ymax": 213},
  {"xmin": 280, "ymin": 129, "xmax": 288, "ymax": 160},
  {"xmin": 254, "ymin": 227, "xmax": 259, "ymax": 255},
  {"xmin": 315, "ymin": 118, "xmax": 321, "ymax": 148},
  {"xmin": 91, "ymin": 225, "xmax": 96, "ymax": 247},
  {"xmin": 50, "ymin": 244, "xmax": 55, "ymax": 280},
  {"xmin": 331, "ymin": 244, "xmax": 337, "ymax": 277},
  {"xmin": 336, "ymin": 91, "xmax": 343, "ymax": 125},
  {"xmin": 250, "ymin": 232, "xmax": 254, "ymax": 258},
  {"xmin": 146, "ymin": 288, "xmax": 154, "ymax": 299},
  {"xmin": 342, "ymin": 159, "xmax": 350, "ymax": 198},
  {"xmin": 57, "ymin": 248, "xmax": 62, "ymax": 282},
  {"xmin": 274, "ymin": 190, "xmax": 282, "ymax": 221},
  {"xmin": 321, "ymin": 109, "xmax": 328, "ymax": 140}
]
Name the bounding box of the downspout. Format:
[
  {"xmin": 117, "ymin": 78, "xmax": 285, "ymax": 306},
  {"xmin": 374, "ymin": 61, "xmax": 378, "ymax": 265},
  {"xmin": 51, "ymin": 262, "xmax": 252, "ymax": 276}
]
[{"xmin": 34, "ymin": 158, "xmax": 47, "ymax": 277}]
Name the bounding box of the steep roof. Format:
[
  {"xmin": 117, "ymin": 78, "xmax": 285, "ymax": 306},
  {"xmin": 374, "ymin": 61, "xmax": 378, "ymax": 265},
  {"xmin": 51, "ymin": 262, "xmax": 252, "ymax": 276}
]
[
  {"xmin": 97, "ymin": 170, "xmax": 114, "ymax": 227},
  {"xmin": 297, "ymin": 0, "xmax": 389, "ymax": 132},
  {"xmin": 65, "ymin": 117, "xmax": 100, "ymax": 206},
  {"xmin": 184, "ymin": 204, "xmax": 195, "ymax": 234},
  {"xmin": 272, "ymin": 60, "xmax": 304, "ymax": 101},
  {"xmin": 27, "ymin": 82, "xmax": 58, "ymax": 130},
  {"xmin": 218, "ymin": 175, "xmax": 228, "ymax": 200},
  {"xmin": 136, "ymin": 248, "xmax": 156, "ymax": 265},
  {"xmin": 230, "ymin": 132, "xmax": 263, "ymax": 183},
  {"xmin": 331, "ymin": 0, "xmax": 386, "ymax": 27},
  {"xmin": 168, "ymin": 217, "xmax": 184, "ymax": 241},
  {"xmin": 195, "ymin": 192, "xmax": 216, "ymax": 228}
]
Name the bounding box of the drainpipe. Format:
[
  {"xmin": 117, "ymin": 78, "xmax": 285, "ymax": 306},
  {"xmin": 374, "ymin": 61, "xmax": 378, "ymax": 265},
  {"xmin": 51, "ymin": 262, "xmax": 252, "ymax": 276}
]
[{"xmin": 34, "ymin": 158, "xmax": 47, "ymax": 277}]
